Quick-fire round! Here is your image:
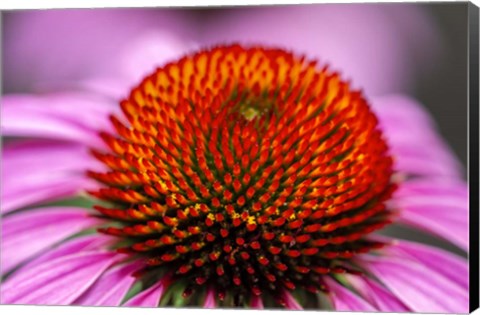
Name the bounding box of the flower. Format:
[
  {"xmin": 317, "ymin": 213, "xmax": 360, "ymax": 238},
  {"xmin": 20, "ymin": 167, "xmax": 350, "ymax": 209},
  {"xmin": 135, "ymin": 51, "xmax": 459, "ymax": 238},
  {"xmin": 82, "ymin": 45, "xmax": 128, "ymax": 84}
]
[{"xmin": 1, "ymin": 6, "xmax": 468, "ymax": 313}]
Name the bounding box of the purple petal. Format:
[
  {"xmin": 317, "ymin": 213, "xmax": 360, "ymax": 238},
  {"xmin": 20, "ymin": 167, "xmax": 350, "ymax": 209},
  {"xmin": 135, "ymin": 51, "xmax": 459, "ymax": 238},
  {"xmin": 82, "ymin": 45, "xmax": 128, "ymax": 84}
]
[
  {"xmin": 371, "ymin": 94, "xmax": 435, "ymax": 127},
  {"xmin": 391, "ymin": 148, "xmax": 462, "ymax": 178},
  {"xmin": 78, "ymin": 76, "xmax": 134, "ymax": 100},
  {"xmin": 1, "ymin": 251, "xmax": 119, "ymax": 305},
  {"xmin": 384, "ymin": 239, "xmax": 468, "ymax": 288},
  {"xmin": 361, "ymin": 256, "xmax": 468, "ymax": 313},
  {"xmin": 1, "ymin": 207, "xmax": 102, "ymax": 274},
  {"xmin": 4, "ymin": 234, "xmax": 113, "ymax": 290},
  {"xmin": 391, "ymin": 179, "xmax": 468, "ymax": 251},
  {"xmin": 345, "ymin": 275, "xmax": 409, "ymax": 312},
  {"xmin": 281, "ymin": 290, "xmax": 303, "ymax": 310},
  {"xmin": 74, "ymin": 260, "xmax": 142, "ymax": 306},
  {"xmin": 123, "ymin": 275, "xmax": 170, "ymax": 307},
  {"xmin": 1, "ymin": 93, "xmax": 117, "ymax": 146},
  {"xmin": 73, "ymin": 32, "xmax": 196, "ymax": 101},
  {"xmin": 2, "ymin": 140, "xmax": 101, "ymax": 174},
  {"xmin": 397, "ymin": 211, "xmax": 467, "ymax": 252},
  {"xmin": 20, "ymin": 234, "xmax": 114, "ymax": 269},
  {"xmin": 393, "ymin": 177, "xmax": 467, "ymax": 199},
  {"xmin": 324, "ymin": 277, "xmax": 376, "ymax": 311},
  {"xmin": 203, "ymin": 287, "xmax": 216, "ymax": 308},
  {"xmin": 1, "ymin": 141, "xmax": 103, "ymax": 213},
  {"xmin": 2, "ymin": 178, "xmax": 94, "ymax": 214},
  {"xmin": 119, "ymin": 30, "xmax": 197, "ymax": 85},
  {"xmin": 199, "ymin": 4, "xmax": 440, "ymax": 96},
  {"xmin": 371, "ymin": 95, "xmax": 463, "ymax": 178},
  {"xmin": 251, "ymin": 295, "xmax": 264, "ymax": 309}
]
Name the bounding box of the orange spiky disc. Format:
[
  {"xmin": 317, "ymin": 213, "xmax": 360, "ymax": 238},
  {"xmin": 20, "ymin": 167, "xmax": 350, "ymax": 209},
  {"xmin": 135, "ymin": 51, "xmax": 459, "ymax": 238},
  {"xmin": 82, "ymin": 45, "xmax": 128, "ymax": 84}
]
[{"xmin": 88, "ymin": 44, "xmax": 395, "ymax": 299}]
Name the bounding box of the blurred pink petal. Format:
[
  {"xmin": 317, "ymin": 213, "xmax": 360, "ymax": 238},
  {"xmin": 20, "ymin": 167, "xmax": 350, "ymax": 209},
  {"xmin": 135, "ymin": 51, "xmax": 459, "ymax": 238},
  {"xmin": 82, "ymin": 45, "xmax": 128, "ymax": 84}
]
[
  {"xmin": 120, "ymin": 30, "xmax": 198, "ymax": 85},
  {"xmin": 371, "ymin": 95, "xmax": 463, "ymax": 177},
  {"xmin": 2, "ymin": 178, "xmax": 93, "ymax": 214},
  {"xmin": 1, "ymin": 93, "xmax": 118, "ymax": 146},
  {"xmin": 2, "ymin": 140, "xmax": 103, "ymax": 174},
  {"xmin": 1, "ymin": 140, "xmax": 103, "ymax": 213},
  {"xmin": 203, "ymin": 287, "xmax": 216, "ymax": 308},
  {"xmin": 75, "ymin": 260, "xmax": 142, "ymax": 306},
  {"xmin": 384, "ymin": 239, "xmax": 468, "ymax": 288},
  {"xmin": 397, "ymin": 205, "xmax": 467, "ymax": 251},
  {"xmin": 391, "ymin": 152, "xmax": 460, "ymax": 178},
  {"xmin": 123, "ymin": 275, "xmax": 170, "ymax": 307},
  {"xmin": 392, "ymin": 179, "xmax": 468, "ymax": 251},
  {"xmin": 1, "ymin": 207, "xmax": 102, "ymax": 273},
  {"xmin": 251, "ymin": 295, "xmax": 264, "ymax": 309},
  {"xmin": 199, "ymin": 4, "xmax": 440, "ymax": 96},
  {"xmin": 21, "ymin": 234, "xmax": 114, "ymax": 269},
  {"xmin": 78, "ymin": 77, "xmax": 136, "ymax": 100},
  {"xmin": 345, "ymin": 275, "xmax": 409, "ymax": 312},
  {"xmin": 361, "ymin": 256, "xmax": 468, "ymax": 313},
  {"xmin": 281, "ymin": 290, "xmax": 303, "ymax": 310},
  {"xmin": 324, "ymin": 277, "xmax": 376, "ymax": 311},
  {"xmin": 68, "ymin": 31, "xmax": 198, "ymax": 101},
  {"xmin": 393, "ymin": 177, "xmax": 467, "ymax": 199},
  {"xmin": 1, "ymin": 251, "xmax": 119, "ymax": 305}
]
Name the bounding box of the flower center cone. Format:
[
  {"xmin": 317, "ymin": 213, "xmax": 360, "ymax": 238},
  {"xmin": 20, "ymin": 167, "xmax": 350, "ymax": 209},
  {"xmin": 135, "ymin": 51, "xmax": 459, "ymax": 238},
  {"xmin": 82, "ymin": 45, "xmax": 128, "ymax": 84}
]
[{"xmin": 87, "ymin": 44, "xmax": 396, "ymax": 303}]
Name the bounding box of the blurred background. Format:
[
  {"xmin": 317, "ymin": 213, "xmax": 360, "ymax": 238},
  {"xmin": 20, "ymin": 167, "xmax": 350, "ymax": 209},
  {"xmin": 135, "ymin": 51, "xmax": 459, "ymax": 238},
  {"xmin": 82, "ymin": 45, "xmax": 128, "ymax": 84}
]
[{"xmin": 414, "ymin": 3, "xmax": 468, "ymax": 171}]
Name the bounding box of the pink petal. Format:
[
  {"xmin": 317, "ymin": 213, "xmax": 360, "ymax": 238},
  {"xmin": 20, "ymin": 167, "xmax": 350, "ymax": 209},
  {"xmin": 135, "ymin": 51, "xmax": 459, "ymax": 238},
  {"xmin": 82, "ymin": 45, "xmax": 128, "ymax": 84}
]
[
  {"xmin": 4, "ymin": 234, "xmax": 113, "ymax": 289},
  {"xmin": 2, "ymin": 177, "xmax": 94, "ymax": 214},
  {"xmin": 123, "ymin": 275, "xmax": 171, "ymax": 307},
  {"xmin": 324, "ymin": 277, "xmax": 376, "ymax": 311},
  {"xmin": 398, "ymin": 211, "xmax": 467, "ymax": 251},
  {"xmin": 74, "ymin": 260, "xmax": 142, "ymax": 306},
  {"xmin": 345, "ymin": 275, "xmax": 409, "ymax": 312},
  {"xmin": 361, "ymin": 256, "xmax": 468, "ymax": 313},
  {"xmin": 20, "ymin": 234, "xmax": 114, "ymax": 269},
  {"xmin": 1, "ymin": 251, "xmax": 119, "ymax": 305},
  {"xmin": 1, "ymin": 207, "xmax": 102, "ymax": 274},
  {"xmin": 203, "ymin": 287, "xmax": 216, "ymax": 308},
  {"xmin": 281, "ymin": 290, "xmax": 303, "ymax": 310},
  {"xmin": 371, "ymin": 94, "xmax": 435, "ymax": 130},
  {"xmin": 2, "ymin": 140, "xmax": 100, "ymax": 174},
  {"xmin": 1, "ymin": 141, "xmax": 103, "ymax": 213},
  {"xmin": 384, "ymin": 239, "xmax": 468, "ymax": 288},
  {"xmin": 78, "ymin": 76, "xmax": 135, "ymax": 100},
  {"xmin": 70, "ymin": 32, "xmax": 196, "ymax": 100},
  {"xmin": 391, "ymin": 148, "xmax": 462, "ymax": 178},
  {"xmin": 371, "ymin": 95, "xmax": 463, "ymax": 178},
  {"xmin": 120, "ymin": 30, "xmax": 197, "ymax": 85},
  {"xmin": 1, "ymin": 93, "xmax": 117, "ymax": 147},
  {"xmin": 391, "ymin": 179, "xmax": 468, "ymax": 251},
  {"xmin": 393, "ymin": 177, "xmax": 467, "ymax": 199},
  {"xmin": 251, "ymin": 295, "xmax": 264, "ymax": 309}
]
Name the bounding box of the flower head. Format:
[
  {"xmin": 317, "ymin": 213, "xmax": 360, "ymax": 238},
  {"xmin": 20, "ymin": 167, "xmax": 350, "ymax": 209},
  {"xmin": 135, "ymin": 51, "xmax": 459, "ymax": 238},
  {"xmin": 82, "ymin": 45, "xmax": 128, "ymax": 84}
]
[{"xmin": 87, "ymin": 45, "xmax": 396, "ymax": 302}]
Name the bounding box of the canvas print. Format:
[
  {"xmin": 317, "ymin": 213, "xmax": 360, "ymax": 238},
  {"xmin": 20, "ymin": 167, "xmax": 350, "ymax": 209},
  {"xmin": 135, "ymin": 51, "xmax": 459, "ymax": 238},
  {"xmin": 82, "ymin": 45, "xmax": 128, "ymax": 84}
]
[{"xmin": 0, "ymin": 2, "xmax": 477, "ymax": 313}]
